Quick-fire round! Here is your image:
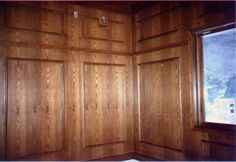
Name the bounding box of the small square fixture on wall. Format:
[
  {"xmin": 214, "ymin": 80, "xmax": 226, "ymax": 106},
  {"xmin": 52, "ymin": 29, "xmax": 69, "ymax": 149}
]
[{"xmin": 99, "ymin": 16, "xmax": 109, "ymax": 26}]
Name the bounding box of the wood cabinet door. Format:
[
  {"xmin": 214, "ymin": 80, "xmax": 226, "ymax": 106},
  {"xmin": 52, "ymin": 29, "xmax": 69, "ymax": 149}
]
[
  {"xmin": 78, "ymin": 53, "xmax": 133, "ymax": 160},
  {"xmin": 134, "ymin": 46, "xmax": 186, "ymax": 160},
  {"xmin": 7, "ymin": 59, "xmax": 64, "ymax": 159}
]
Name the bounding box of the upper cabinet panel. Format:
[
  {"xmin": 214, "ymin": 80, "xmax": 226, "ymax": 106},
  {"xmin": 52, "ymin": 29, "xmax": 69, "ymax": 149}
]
[
  {"xmin": 138, "ymin": 8, "xmax": 178, "ymax": 42},
  {"xmin": 0, "ymin": 2, "xmax": 66, "ymax": 47},
  {"xmin": 192, "ymin": 1, "xmax": 235, "ymax": 29},
  {"xmin": 6, "ymin": 4, "xmax": 64, "ymax": 34},
  {"xmin": 82, "ymin": 16, "xmax": 125, "ymax": 42},
  {"xmin": 133, "ymin": 2, "xmax": 190, "ymax": 53},
  {"xmin": 67, "ymin": 5, "xmax": 131, "ymax": 54}
]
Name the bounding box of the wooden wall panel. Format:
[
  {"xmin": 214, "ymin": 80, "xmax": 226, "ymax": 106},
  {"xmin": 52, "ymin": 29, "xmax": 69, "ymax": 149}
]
[
  {"xmin": 0, "ymin": 3, "xmax": 66, "ymax": 48},
  {"xmin": 132, "ymin": 2, "xmax": 191, "ymax": 53},
  {"xmin": 0, "ymin": 1, "xmax": 234, "ymax": 161},
  {"xmin": 82, "ymin": 17, "xmax": 125, "ymax": 42},
  {"xmin": 6, "ymin": 4, "xmax": 64, "ymax": 34},
  {"xmin": 67, "ymin": 5, "xmax": 131, "ymax": 54},
  {"xmin": 138, "ymin": 9, "xmax": 178, "ymax": 41},
  {"xmin": 84, "ymin": 63, "xmax": 126, "ymax": 147},
  {"xmin": 133, "ymin": 1, "xmax": 235, "ymax": 161},
  {"xmin": 138, "ymin": 58, "xmax": 182, "ymax": 151},
  {"xmin": 64, "ymin": 51, "xmax": 80, "ymax": 160},
  {"xmin": 0, "ymin": 46, "xmax": 67, "ymax": 160},
  {"xmin": 6, "ymin": 59, "xmax": 64, "ymax": 159},
  {"xmin": 201, "ymin": 141, "xmax": 236, "ymax": 160},
  {"xmin": 0, "ymin": 1, "xmax": 133, "ymax": 160},
  {"xmin": 79, "ymin": 53, "xmax": 133, "ymax": 160},
  {"xmin": 192, "ymin": 1, "xmax": 235, "ymax": 30},
  {"xmin": 133, "ymin": 45, "xmax": 186, "ymax": 160}
]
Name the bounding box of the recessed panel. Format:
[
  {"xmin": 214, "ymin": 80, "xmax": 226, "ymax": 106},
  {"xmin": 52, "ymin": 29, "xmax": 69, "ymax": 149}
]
[
  {"xmin": 6, "ymin": 4, "xmax": 64, "ymax": 34},
  {"xmin": 83, "ymin": 63, "xmax": 126, "ymax": 147},
  {"xmin": 138, "ymin": 58, "xmax": 182, "ymax": 151},
  {"xmin": 139, "ymin": 9, "xmax": 178, "ymax": 41},
  {"xmin": 82, "ymin": 17, "xmax": 125, "ymax": 42},
  {"xmin": 7, "ymin": 59, "xmax": 64, "ymax": 158}
]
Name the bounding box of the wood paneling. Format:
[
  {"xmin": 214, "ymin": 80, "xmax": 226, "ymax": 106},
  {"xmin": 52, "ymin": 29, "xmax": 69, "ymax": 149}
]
[
  {"xmin": 138, "ymin": 58, "xmax": 182, "ymax": 151},
  {"xmin": 133, "ymin": 45, "xmax": 186, "ymax": 160},
  {"xmin": 132, "ymin": 2, "xmax": 191, "ymax": 52},
  {"xmin": 0, "ymin": 1, "xmax": 235, "ymax": 161},
  {"xmin": 196, "ymin": 2, "xmax": 232, "ymax": 18},
  {"xmin": 84, "ymin": 63, "xmax": 126, "ymax": 147},
  {"xmin": 0, "ymin": 1, "xmax": 133, "ymax": 160},
  {"xmin": 6, "ymin": 4, "xmax": 64, "ymax": 34},
  {"xmin": 67, "ymin": 4, "xmax": 131, "ymax": 53},
  {"xmin": 0, "ymin": 3, "xmax": 66, "ymax": 48},
  {"xmin": 79, "ymin": 53, "xmax": 133, "ymax": 160},
  {"xmin": 6, "ymin": 59, "xmax": 64, "ymax": 159},
  {"xmin": 82, "ymin": 16, "xmax": 125, "ymax": 42},
  {"xmin": 138, "ymin": 8, "xmax": 178, "ymax": 42},
  {"xmin": 0, "ymin": 55, "xmax": 6, "ymax": 160},
  {"xmin": 201, "ymin": 141, "xmax": 236, "ymax": 160},
  {"xmin": 192, "ymin": 1, "xmax": 235, "ymax": 30}
]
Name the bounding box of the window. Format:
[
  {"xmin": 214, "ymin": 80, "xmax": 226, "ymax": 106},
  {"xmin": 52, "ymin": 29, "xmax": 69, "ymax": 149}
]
[{"xmin": 195, "ymin": 24, "xmax": 236, "ymax": 128}]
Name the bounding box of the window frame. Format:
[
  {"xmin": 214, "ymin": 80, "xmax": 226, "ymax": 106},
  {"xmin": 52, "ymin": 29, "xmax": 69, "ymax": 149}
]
[{"xmin": 194, "ymin": 22, "xmax": 236, "ymax": 131}]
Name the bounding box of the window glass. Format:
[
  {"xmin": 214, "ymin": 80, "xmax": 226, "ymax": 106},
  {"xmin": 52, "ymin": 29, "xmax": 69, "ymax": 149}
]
[{"xmin": 202, "ymin": 28, "xmax": 236, "ymax": 125}]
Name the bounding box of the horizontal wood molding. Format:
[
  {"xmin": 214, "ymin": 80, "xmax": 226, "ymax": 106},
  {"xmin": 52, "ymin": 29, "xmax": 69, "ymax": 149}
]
[
  {"xmin": 92, "ymin": 152, "xmax": 158, "ymax": 161},
  {"xmin": 0, "ymin": 41, "xmax": 131, "ymax": 55},
  {"xmin": 133, "ymin": 40, "xmax": 188, "ymax": 55},
  {"xmin": 138, "ymin": 29, "xmax": 178, "ymax": 42}
]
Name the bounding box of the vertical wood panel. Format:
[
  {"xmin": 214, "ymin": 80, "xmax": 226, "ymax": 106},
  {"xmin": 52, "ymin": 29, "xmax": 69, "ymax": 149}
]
[
  {"xmin": 79, "ymin": 53, "xmax": 133, "ymax": 160},
  {"xmin": 138, "ymin": 58, "xmax": 182, "ymax": 151},
  {"xmin": 84, "ymin": 63, "xmax": 126, "ymax": 147},
  {"xmin": 7, "ymin": 59, "xmax": 64, "ymax": 159},
  {"xmin": 133, "ymin": 46, "xmax": 186, "ymax": 160}
]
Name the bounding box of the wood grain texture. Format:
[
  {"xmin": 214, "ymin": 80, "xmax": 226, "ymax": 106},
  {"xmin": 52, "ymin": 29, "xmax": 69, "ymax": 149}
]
[
  {"xmin": 79, "ymin": 52, "xmax": 133, "ymax": 160},
  {"xmin": 0, "ymin": 3, "xmax": 66, "ymax": 48},
  {"xmin": 67, "ymin": 4, "xmax": 131, "ymax": 53},
  {"xmin": 133, "ymin": 45, "xmax": 186, "ymax": 160},
  {"xmin": 201, "ymin": 141, "xmax": 236, "ymax": 160},
  {"xmin": 138, "ymin": 58, "xmax": 182, "ymax": 151},
  {"xmin": 189, "ymin": 1, "xmax": 236, "ymax": 160},
  {"xmin": 6, "ymin": 4, "xmax": 64, "ymax": 34},
  {"xmin": 0, "ymin": 1, "xmax": 235, "ymax": 161},
  {"xmin": 132, "ymin": 2, "xmax": 191, "ymax": 52},
  {"xmin": 84, "ymin": 63, "xmax": 126, "ymax": 147},
  {"xmin": 0, "ymin": 54, "xmax": 6, "ymax": 160},
  {"xmin": 82, "ymin": 16, "xmax": 125, "ymax": 42},
  {"xmin": 138, "ymin": 8, "xmax": 178, "ymax": 42},
  {"xmin": 192, "ymin": 1, "xmax": 235, "ymax": 30},
  {"xmin": 6, "ymin": 59, "xmax": 64, "ymax": 159}
]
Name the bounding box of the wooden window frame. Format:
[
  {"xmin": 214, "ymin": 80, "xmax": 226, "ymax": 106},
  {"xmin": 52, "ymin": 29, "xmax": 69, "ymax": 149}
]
[{"xmin": 194, "ymin": 22, "xmax": 236, "ymax": 131}]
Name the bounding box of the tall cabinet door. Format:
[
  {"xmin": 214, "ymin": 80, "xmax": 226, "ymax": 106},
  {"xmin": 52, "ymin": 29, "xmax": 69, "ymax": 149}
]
[
  {"xmin": 7, "ymin": 59, "xmax": 64, "ymax": 159},
  {"xmin": 134, "ymin": 46, "xmax": 187, "ymax": 160},
  {"xmin": 78, "ymin": 53, "xmax": 134, "ymax": 160}
]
